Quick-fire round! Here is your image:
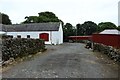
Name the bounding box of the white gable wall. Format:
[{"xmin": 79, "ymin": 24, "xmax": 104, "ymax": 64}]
[
  {"xmin": 51, "ymin": 31, "xmax": 59, "ymax": 45},
  {"xmin": 58, "ymin": 23, "xmax": 63, "ymax": 44},
  {"xmin": 51, "ymin": 23, "xmax": 63, "ymax": 45}
]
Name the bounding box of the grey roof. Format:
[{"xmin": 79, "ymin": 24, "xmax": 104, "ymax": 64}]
[
  {"xmin": 2, "ymin": 22, "xmax": 60, "ymax": 32},
  {"xmin": 0, "ymin": 24, "xmax": 2, "ymax": 31},
  {"xmin": 3, "ymin": 25, "xmax": 16, "ymax": 32},
  {"xmin": 100, "ymin": 29, "xmax": 120, "ymax": 34}
]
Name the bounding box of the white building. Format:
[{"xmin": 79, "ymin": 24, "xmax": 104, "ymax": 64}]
[{"xmin": 1, "ymin": 22, "xmax": 63, "ymax": 45}]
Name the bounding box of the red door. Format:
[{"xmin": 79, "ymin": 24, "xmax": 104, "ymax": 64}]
[{"xmin": 39, "ymin": 33, "xmax": 49, "ymax": 41}]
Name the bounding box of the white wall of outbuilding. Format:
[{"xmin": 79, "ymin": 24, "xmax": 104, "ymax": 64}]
[{"xmin": 6, "ymin": 24, "xmax": 63, "ymax": 45}]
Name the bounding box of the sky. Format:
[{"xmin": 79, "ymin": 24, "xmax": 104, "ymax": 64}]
[
  {"xmin": 0, "ymin": 0, "xmax": 120, "ymax": 26},
  {"xmin": 119, "ymin": 1, "xmax": 120, "ymax": 26}
]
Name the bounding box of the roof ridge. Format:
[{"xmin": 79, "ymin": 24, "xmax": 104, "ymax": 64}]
[
  {"xmin": 2, "ymin": 22, "xmax": 61, "ymax": 32},
  {"xmin": 12, "ymin": 22, "xmax": 60, "ymax": 25}
]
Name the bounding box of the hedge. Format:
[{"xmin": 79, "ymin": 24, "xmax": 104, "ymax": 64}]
[{"xmin": 2, "ymin": 38, "xmax": 46, "ymax": 62}]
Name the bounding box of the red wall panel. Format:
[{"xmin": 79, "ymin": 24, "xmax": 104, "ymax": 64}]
[{"xmin": 92, "ymin": 34, "xmax": 120, "ymax": 48}]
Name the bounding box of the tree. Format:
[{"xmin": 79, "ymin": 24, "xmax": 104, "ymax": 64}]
[
  {"xmin": 76, "ymin": 23, "xmax": 85, "ymax": 36},
  {"xmin": 98, "ymin": 22, "xmax": 117, "ymax": 32},
  {"xmin": 117, "ymin": 26, "xmax": 120, "ymax": 31},
  {"xmin": 22, "ymin": 11, "xmax": 60, "ymax": 23},
  {"xmin": 81, "ymin": 21, "xmax": 98, "ymax": 35},
  {"xmin": 38, "ymin": 11, "xmax": 59, "ymax": 22},
  {"xmin": 0, "ymin": 13, "xmax": 12, "ymax": 25},
  {"xmin": 63, "ymin": 23, "xmax": 75, "ymax": 42},
  {"xmin": 23, "ymin": 16, "xmax": 39, "ymax": 23}
]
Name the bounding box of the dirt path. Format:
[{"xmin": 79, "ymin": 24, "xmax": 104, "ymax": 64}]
[{"xmin": 2, "ymin": 43, "xmax": 120, "ymax": 78}]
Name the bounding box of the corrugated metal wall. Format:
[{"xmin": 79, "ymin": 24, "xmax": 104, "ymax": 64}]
[{"xmin": 92, "ymin": 34, "xmax": 120, "ymax": 48}]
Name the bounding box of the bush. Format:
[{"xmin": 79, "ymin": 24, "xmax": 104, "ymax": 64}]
[{"xmin": 2, "ymin": 38, "xmax": 45, "ymax": 62}]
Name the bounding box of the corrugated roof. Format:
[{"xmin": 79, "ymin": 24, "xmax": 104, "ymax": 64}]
[
  {"xmin": 100, "ymin": 29, "xmax": 120, "ymax": 34},
  {"xmin": 2, "ymin": 22, "xmax": 60, "ymax": 32}
]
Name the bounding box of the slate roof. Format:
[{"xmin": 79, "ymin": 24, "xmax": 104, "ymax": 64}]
[
  {"xmin": 3, "ymin": 24, "xmax": 16, "ymax": 32},
  {"xmin": 1, "ymin": 22, "xmax": 60, "ymax": 32}
]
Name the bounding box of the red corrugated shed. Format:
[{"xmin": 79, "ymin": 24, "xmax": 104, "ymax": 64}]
[{"xmin": 92, "ymin": 34, "xmax": 120, "ymax": 48}]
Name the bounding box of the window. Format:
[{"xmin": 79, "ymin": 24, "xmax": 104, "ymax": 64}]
[
  {"xmin": 17, "ymin": 35, "xmax": 21, "ymax": 38},
  {"xmin": 10, "ymin": 36, "xmax": 13, "ymax": 38},
  {"xmin": 27, "ymin": 35, "xmax": 30, "ymax": 38}
]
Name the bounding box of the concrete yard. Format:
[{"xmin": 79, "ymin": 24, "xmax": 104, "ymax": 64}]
[{"xmin": 2, "ymin": 43, "xmax": 120, "ymax": 78}]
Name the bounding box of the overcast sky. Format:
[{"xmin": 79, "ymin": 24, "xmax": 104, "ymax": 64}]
[{"xmin": 0, "ymin": 0, "xmax": 119, "ymax": 26}]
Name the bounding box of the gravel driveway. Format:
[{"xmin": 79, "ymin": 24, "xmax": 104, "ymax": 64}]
[{"xmin": 2, "ymin": 43, "xmax": 120, "ymax": 78}]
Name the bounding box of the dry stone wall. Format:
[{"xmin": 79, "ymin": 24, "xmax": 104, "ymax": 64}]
[
  {"xmin": 2, "ymin": 38, "xmax": 45, "ymax": 64},
  {"xmin": 93, "ymin": 43, "xmax": 120, "ymax": 62}
]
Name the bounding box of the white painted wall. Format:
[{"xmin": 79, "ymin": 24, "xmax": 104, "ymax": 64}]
[
  {"xmin": 51, "ymin": 23, "xmax": 63, "ymax": 45},
  {"xmin": 6, "ymin": 23, "xmax": 63, "ymax": 45},
  {"xmin": 59, "ymin": 23, "xmax": 63, "ymax": 44},
  {"xmin": 7, "ymin": 31, "xmax": 63, "ymax": 45},
  {"xmin": 0, "ymin": 31, "xmax": 6, "ymax": 34},
  {"xmin": 7, "ymin": 31, "xmax": 52, "ymax": 44}
]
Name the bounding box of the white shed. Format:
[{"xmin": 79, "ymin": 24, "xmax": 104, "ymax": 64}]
[{"xmin": 2, "ymin": 22, "xmax": 63, "ymax": 45}]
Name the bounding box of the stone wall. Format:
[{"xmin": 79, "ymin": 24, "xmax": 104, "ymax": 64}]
[
  {"xmin": 93, "ymin": 43, "xmax": 120, "ymax": 62},
  {"xmin": 2, "ymin": 38, "xmax": 46, "ymax": 63}
]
